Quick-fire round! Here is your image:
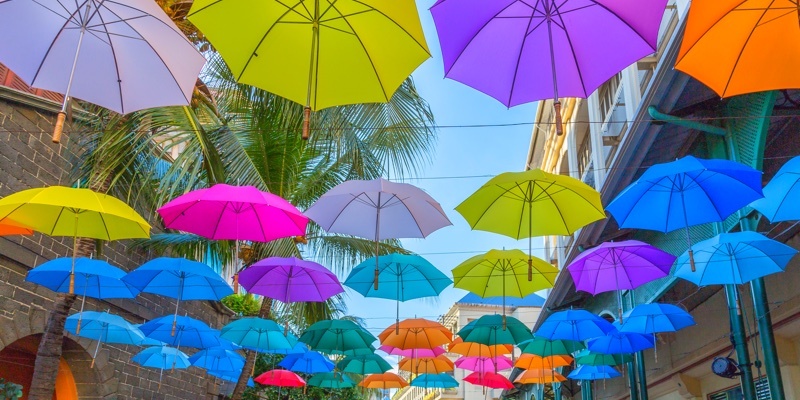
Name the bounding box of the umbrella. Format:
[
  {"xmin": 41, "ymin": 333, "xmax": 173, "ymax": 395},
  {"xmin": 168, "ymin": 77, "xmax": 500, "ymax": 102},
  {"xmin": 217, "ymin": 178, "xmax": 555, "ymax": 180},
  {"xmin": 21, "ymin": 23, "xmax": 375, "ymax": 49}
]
[
  {"xmin": 132, "ymin": 346, "xmax": 191, "ymax": 388},
  {"xmin": 575, "ymin": 350, "xmax": 631, "ymax": 366},
  {"xmin": 0, "ymin": 186, "xmax": 149, "ymax": 293},
  {"xmin": 514, "ymin": 354, "xmax": 572, "ymax": 370},
  {"xmin": 358, "ymin": 372, "xmax": 408, "ymax": 390},
  {"xmin": 189, "ymin": 348, "xmax": 246, "ymax": 372},
  {"xmin": 452, "ymin": 249, "xmax": 557, "ymax": 322},
  {"xmin": 455, "ymin": 355, "xmax": 514, "ymax": 373},
  {"xmin": 675, "ymin": 1, "xmax": 800, "ymax": 98},
  {"xmin": 27, "ymin": 257, "xmax": 138, "ymax": 333},
  {"xmin": 0, "ymin": 218, "xmax": 32, "ymax": 236},
  {"xmin": 240, "ymin": 257, "xmax": 342, "ymax": 302},
  {"xmin": 536, "ymin": 309, "xmax": 615, "ymax": 342},
  {"xmin": 409, "ymin": 373, "xmax": 458, "ymax": 389},
  {"xmin": 306, "ymin": 178, "xmax": 451, "ymax": 289},
  {"xmin": 431, "ymin": 0, "xmax": 666, "ymax": 134},
  {"xmin": 620, "ymin": 303, "xmax": 695, "ymax": 335},
  {"xmin": 607, "ymin": 156, "xmax": 763, "ymax": 271},
  {"xmin": 0, "ymin": 0, "xmax": 205, "ymax": 142},
  {"xmin": 378, "ymin": 318, "xmax": 452, "ymax": 350},
  {"xmin": 139, "ymin": 315, "xmax": 221, "ymax": 349},
  {"xmin": 515, "ymin": 369, "xmax": 567, "ymax": 384},
  {"xmin": 338, "ymin": 354, "xmax": 392, "ymax": 375},
  {"xmin": 674, "ymin": 232, "xmax": 798, "ymax": 286},
  {"xmin": 255, "ymin": 369, "xmax": 306, "ymax": 387},
  {"xmin": 587, "ymin": 331, "xmax": 655, "ymax": 355},
  {"xmin": 123, "ymin": 257, "xmax": 233, "ymax": 335},
  {"xmin": 220, "ymin": 318, "xmax": 294, "ymax": 353},
  {"xmin": 455, "ymin": 170, "xmax": 604, "ymax": 278},
  {"xmin": 208, "ymin": 370, "xmax": 255, "ymax": 387},
  {"xmin": 186, "ymin": 0, "xmax": 429, "ymax": 139},
  {"xmin": 752, "ymin": 155, "xmax": 800, "ymax": 222},
  {"xmin": 567, "ymin": 240, "xmax": 675, "ymax": 321},
  {"xmin": 568, "ymin": 365, "xmax": 621, "ymax": 380},
  {"xmin": 457, "ymin": 315, "xmax": 533, "ymax": 346},
  {"xmin": 66, "ymin": 311, "xmax": 145, "ymax": 368},
  {"xmin": 379, "ymin": 345, "xmax": 446, "ymax": 358},
  {"xmin": 299, "ymin": 319, "xmax": 377, "ymax": 355},
  {"xmin": 278, "ymin": 351, "xmax": 334, "ymax": 374},
  {"xmin": 345, "ymin": 253, "xmax": 451, "ymax": 326},
  {"xmin": 464, "ymin": 371, "xmax": 514, "ymax": 390},
  {"xmin": 449, "ymin": 338, "xmax": 513, "ymax": 358},
  {"xmin": 398, "ymin": 355, "xmax": 455, "ymax": 374},
  {"xmin": 157, "ymin": 184, "xmax": 308, "ymax": 292},
  {"xmin": 519, "ymin": 336, "xmax": 585, "ymax": 356},
  {"xmin": 308, "ymin": 372, "xmax": 356, "ymax": 389}
]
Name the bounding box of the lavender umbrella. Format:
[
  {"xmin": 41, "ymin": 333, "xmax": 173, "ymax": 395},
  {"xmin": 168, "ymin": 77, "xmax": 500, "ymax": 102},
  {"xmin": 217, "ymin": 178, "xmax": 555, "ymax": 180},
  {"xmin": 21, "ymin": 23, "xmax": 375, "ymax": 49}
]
[
  {"xmin": 239, "ymin": 257, "xmax": 343, "ymax": 303},
  {"xmin": 567, "ymin": 240, "xmax": 675, "ymax": 321},
  {"xmin": 430, "ymin": 0, "xmax": 667, "ymax": 134}
]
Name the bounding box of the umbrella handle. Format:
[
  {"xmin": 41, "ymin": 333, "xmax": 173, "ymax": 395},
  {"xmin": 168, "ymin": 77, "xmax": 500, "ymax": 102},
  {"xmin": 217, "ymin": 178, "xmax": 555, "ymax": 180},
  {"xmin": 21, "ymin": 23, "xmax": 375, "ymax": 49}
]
[
  {"xmin": 528, "ymin": 258, "xmax": 533, "ymax": 282},
  {"xmin": 53, "ymin": 112, "xmax": 67, "ymax": 143},
  {"xmin": 171, "ymin": 318, "xmax": 177, "ymax": 337},
  {"xmin": 233, "ymin": 273, "xmax": 239, "ymax": 294},
  {"xmin": 554, "ymin": 101, "xmax": 563, "ymax": 136},
  {"xmin": 76, "ymin": 315, "xmax": 82, "ymax": 335},
  {"xmin": 688, "ymin": 250, "xmax": 696, "ymax": 272},
  {"xmin": 302, "ymin": 107, "xmax": 311, "ymax": 140},
  {"xmin": 374, "ymin": 267, "xmax": 379, "ymax": 291}
]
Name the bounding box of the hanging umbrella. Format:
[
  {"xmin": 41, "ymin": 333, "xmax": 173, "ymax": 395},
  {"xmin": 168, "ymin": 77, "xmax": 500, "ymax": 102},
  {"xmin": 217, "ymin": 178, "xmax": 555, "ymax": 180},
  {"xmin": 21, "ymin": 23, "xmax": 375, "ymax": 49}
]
[
  {"xmin": 514, "ymin": 354, "xmax": 572, "ymax": 370},
  {"xmin": 306, "ymin": 178, "xmax": 451, "ymax": 289},
  {"xmin": 66, "ymin": 311, "xmax": 146, "ymax": 368},
  {"xmin": 536, "ymin": 309, "xmax": 615, "ymax": 342},
  {"xmin": 455, "ymin": 355, "xmax": 514, "ymax": 373},
  {"xmin": 518, "ymin": 336, "xmax": 585, "ymax": 356},
  {"xmin": 345, "ymin": 253, "xmax": 451, "ymax": 327},
  {"xmin": 587, "ymin": 331, "xmax": 655, "ymax": 355},
  {"xmin": 132, "ymin": 346, "xmax": 191, "ymax": 388},
  {"xmin": 299, "ymin": 319, "xmax": 377, "ymax": 355},
  {"xmin": 186, "ymin": 0, "xmax": 429, "ymax": 140},
  {"xmin": 0, "ymin": 0, "xmax": 205, "ymax": 142},
  {"xmin": 208, "ymin": 370, "xmax": 256, "ymax": 387},
  {"xmin": 675, "ymin": 1, "xmax": 800, "ymax": 98},
  {"xmin": 190, "ymin": 348, "xmax": 245, "ymax": 372},
  {"xmin": 575, "ymin": 350, "xmax": 631, "ymax": 366},
  {"xmin": 458, "ymin": 315, "xmax": 533, "ymax": 346},
  {"xmin": 358, "ymin": 372, "xmax": 409, "ymax": 390},
  {"xmin": 431, "ymin": 0, "xmax": 666, "ymax": 135},
  {"xmin": 752, "ymin": 155, "xmax": 800, "ymax": 222},
  {"xmin": 620, "ymin": 303, "xmax": 695, "ymax": 335},
  {"xmin": 515, "ymin": 369, "xmax": 567, "ymax": 384},
  {"xmin": 464, "ymin": 371, "xmax": 514, "ymax": 390},
  {"xmin": 567, "ymin": 240, "xmax": 675, "ymax": 321},
  {"xmin": 139, "ymin": 315, "xmax": 222, "ymax": 349},
  {"xmin": 398, "ymin": 355, "xmax": 455, "ymax": 374},
  {"xmin": 308, "ymin": 372, "xmax": 356, "ymax": 389},
  {"xmin": 220, "ymin": 318, "xmax": 294, "ymax": 353},
  {"xmin": 255, "ymin": 369, "xmax": 306, "ymax": 387},
  {"xmin": 569, "ymin": 365, "xmax": 622, "ymax": 380},
  {"xmin": 379, "ymin": 345, "xmax": 446, "ymax": 358},
  {"xmin": 409, "ymin": 373, "xmax": 458, "ymax": 389},
  {"xmin": 123, "ymin": 257, "xmax": 232, "ymax": 335},
  {"xmin": 157, "ymin": 184, "xmax": 308, "ymax": 292},
  {"xmin": 378, "ymin": 318, "xmax": 452, "ymax": 350},
  {"xmin": 449, "ymin": 338, "xmax": 513, "ymax": 358},
  {"xmin": 607, "ymin": 156, "xmax": 763, "ymax": 271},
  {"xmin": 456, "ymin": 170, "xmax": 604, "ymax": 279},
  {"xmin": 0, "ymin": 218, "xmax": 33, "ymax": 236},
  {"xmin": 240, "ymin": 257, "xmax": 342, "ymax": 302},
  {"xmin": 452, "ymin": 249, "xmax": 557, "ymax": 323},
  {"xmin": 674, "ymin": 231, "xmax": 798, "ymax": 286},
  {"xmin": 0, "ymin": 186, "xmax": 150, "ymax": 294},
  {"xmin": 278, "ymin": 350, "xmax": 335, "ymax": 374},
  {"xmin": 338, "ymin": 354, "xmax": 392, "ymax": 375}
]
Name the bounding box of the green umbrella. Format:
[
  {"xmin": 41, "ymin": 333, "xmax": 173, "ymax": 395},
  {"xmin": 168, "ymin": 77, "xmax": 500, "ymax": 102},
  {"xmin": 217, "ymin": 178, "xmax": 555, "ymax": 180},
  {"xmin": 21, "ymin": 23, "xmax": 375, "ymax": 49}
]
[
  {"xmin": 308, "ymin": 372, "xmax": 357, "ymax": 389},
  {"xmin": 299, "ymin": 319, "xmax": 376, "ymax": 355},
  {"xmin": 575, "ymin": 349, "xmax": 631, "ymax": 366},
  {"xmin": 337, "ymin": 354, "xmax": 392, "ymax": 375},
  {"xmin": 519, "ymin": 336, "xmax": 585, "ymax": 356},
  {"xmin": 457, "ymin": 315, "xmax": 532, "ymax": 346}
]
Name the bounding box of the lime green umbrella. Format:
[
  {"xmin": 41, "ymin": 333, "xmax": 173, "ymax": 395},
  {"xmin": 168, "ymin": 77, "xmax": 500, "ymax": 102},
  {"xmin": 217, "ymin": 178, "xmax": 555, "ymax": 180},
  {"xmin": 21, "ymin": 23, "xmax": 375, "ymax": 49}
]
[
  {"xmin": 456, "ymin": 169, "xmax": 605, "ymax": 279},
  {"xmin": 187, "ymin": 0, "xmax": 430, "ymax": 139}
]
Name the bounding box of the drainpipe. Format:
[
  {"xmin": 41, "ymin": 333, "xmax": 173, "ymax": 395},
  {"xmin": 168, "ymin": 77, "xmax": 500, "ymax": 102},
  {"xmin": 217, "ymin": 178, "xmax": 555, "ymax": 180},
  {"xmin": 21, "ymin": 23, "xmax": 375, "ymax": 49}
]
[
  {"xmin": 583, "ymin": 380, "xmax": 593, "ymax": 400},
  {"xmin": 554, "ymin": 380, "xmax": 562, "ymax": 400},
  {"xmin": 726, "ymin": 284, "xmax": 758, "ymax": 399},
  {"xmin": 635, "ymin": 352, "xmax": 648, "ymax": 400},
  {"xmin": 647, "ymin": 106, "xmax": 726, "ymax": 136},
  {"xmin": 628, "ymin": 358, "xmax": 639, "ymax": 400}
]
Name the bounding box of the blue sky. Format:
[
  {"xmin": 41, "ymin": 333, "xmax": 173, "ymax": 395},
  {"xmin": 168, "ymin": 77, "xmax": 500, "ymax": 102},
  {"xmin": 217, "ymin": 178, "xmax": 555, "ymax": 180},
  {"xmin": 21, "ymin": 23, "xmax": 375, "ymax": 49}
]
[{"xmin": 342, "ymin": 0, "xmax": 539, "ymax": 338}]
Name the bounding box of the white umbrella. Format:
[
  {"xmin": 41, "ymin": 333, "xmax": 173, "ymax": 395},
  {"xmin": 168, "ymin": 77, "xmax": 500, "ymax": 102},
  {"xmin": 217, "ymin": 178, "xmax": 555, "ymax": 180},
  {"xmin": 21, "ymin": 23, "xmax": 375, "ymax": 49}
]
[{"xmin": 0, "ymin": 0, "xmax": 206, "ymax": 142}]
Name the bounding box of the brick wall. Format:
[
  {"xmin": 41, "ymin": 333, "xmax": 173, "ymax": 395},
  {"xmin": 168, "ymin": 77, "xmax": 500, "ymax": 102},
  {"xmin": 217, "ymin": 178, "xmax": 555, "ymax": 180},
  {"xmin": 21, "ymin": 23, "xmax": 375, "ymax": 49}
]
[{"xmin": 0, "ymin": 89, "xmax": 232, "ymax": 399}]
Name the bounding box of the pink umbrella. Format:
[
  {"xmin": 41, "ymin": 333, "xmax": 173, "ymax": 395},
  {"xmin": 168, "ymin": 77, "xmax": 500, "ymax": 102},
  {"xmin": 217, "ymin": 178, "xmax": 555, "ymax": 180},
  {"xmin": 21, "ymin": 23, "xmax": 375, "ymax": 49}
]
[
  {"xmin": 464, "ymin": 371, "xmax": 514, "ymax": 390},
  {"xmin": 379, "ymin": 345, "xmax": 446, "ymax": 358},
  {"xmin": 455, "ymin": 355, "xmax": 514, "ymax": 373}
]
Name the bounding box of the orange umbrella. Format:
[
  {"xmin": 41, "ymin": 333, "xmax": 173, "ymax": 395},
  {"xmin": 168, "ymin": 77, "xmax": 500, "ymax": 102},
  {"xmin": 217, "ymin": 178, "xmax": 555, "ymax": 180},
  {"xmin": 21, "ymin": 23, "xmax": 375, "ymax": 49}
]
[
  {"xmin": 514, "ymin": 354, "xmax": 573, "ymax": 370},
  {"xmin": 676, "ymin": 0, "xmax": 800, "ymax": 97},
  {"xmin": 358, "ymin": 373, "xmax": 409, "ymax": 390},
  {"xmin": 398, "ymin": 355, "xmax": 454, "ymax": 374},
  {"xmin": 379, "ymin": 318, "xmax": 452, "ymax": 350},
  {"xmin": 514, "ymin": 369, "xmax": 567, "ymax": 384},
  {"xmin": 0, "ymin": 218, "xmax": 33, "ymax": 236},
  {"xmin": 449, "ymin": 338, "xmax": 513, "ymax": 358}
]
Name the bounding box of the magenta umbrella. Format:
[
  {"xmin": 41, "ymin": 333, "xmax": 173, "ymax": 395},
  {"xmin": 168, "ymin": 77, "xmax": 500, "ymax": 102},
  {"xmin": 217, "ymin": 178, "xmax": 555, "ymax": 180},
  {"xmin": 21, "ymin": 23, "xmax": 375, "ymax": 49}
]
[
  {"xmin": 239, "ymin": 257, "xmax": 343, "ymax": 303},
  {"xmin": 430, "ymin": 0, "xmax": 667, "ymax": 134},
  {"xmin": 379, "ymin": 345, "xmax": 446, "ymax": 358},
  {"xmin": 455, "ymin": 355, "xmax": 514, "ymax": 373},
  {"xmin": 567, "ymin": 240, "xmax": 675, "ymax": 321}
]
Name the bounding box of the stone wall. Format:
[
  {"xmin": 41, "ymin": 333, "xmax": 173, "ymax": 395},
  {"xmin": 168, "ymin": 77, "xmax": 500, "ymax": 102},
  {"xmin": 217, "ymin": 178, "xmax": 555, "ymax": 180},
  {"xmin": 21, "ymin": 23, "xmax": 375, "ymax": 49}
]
[{"xmin": 0, "ymin": 87, "xmax": 232, "ymax": 399}]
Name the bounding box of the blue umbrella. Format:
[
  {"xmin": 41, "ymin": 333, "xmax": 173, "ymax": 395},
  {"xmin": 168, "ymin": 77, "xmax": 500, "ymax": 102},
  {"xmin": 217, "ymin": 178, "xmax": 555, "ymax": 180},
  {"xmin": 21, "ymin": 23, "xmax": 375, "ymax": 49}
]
[
  {"xmin": 587, "ymin": 331, "xmax": 654, "ymax": 355},
  {"xmin": 607, "ymin": 156, "xmax": 763, "ymax": 271},
  {"xmin": 536, "ymin": 310, "xmax": 615, "ymax": 342},
  {"xmin": 568, "ymin": 365, "xmax": 621, "ymax": 380},
  {"xmin": 123, "ymin": 257, "xmax": 233, "ymax": 335},
  {"xmin": 410, "ymin": 373, "xmax": 459, "ymax": 389},
  {"xmin": 751, "ymin": 155, "xmax": 800, "ymax": 222},
  {"xmin": 258, "ymin": 338, "xmax": 304, "ymax": 355},
  {"xmin": 620, "ymin": 304, "xmax": 695, "ymax": 334},
  {"xmin": 66, "ymin": 311, "xmax": 146, "ymax": 368},
  {"xmin": 132, "ymin": 346, "xmax": 190, "ymax": 386},
  {"xmin": 674, "ymin": 232, "xmax": 797, "ymax": 286},
  {"xmin": 189, "ymin": 348, "xmax": 245, "ymax": 372},
  {"xmin": 278, "ymin": 350, "xmax": 335, "ymax": 373},
  {"xmin": 139, "ymin": 315, "xmax": 221, "ymax": 349},
  {"xmin": 207, "ymin": 370, "xmax": 255, "ymax": 387}
]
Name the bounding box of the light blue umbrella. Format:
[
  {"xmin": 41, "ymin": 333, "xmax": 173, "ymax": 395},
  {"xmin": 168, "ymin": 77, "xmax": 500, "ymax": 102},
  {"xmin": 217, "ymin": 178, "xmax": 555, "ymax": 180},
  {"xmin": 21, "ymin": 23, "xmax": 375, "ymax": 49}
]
[
  {"xmin": 587, "ymin": 331, "xmax": 654, "ymax": 355},
  {"xmin": 208, "ymin": 370, "xmax": 255, "ymax": 387},
  {"xmin": 132, "ymin": 346, "xmax": 191, "ymax": 385},
  {"xmin": 751, "ymin": 155, "xmax": 800, "ymax": 222},
  {"xmin": 189, "ymin": 348, "xmax": 245, "ymax": 372},
  {"xmin": 620, "ymin": 303, "xmax": 695, "ymax": 334},
  {"xmin": 674, "ymin": 232, "xmax": 797, "ymax": 286},
  {"xmin": 221, "ymin": 317, "xmax": 294, "ymax": 375},
  {"xmin": 307, "ymin": 372, "xmax": 356, "ymax": 389},
  {"xmin": 139, "ymin": 315, "xmax": 221, "ymax": 349},
  {"xmin": 279, "ymin": 350, "xmax": 335, "ymax": 374},
  {"xmin": 66, "ymin": 311, "xmax": 145, "ymax": 368},
  {"xmin": 410, "ymin": 373, "xmax": 458, "ymax": 389},
  {"xmin": 536, "ymin": 309, "xmax": 615, "ymax": 342},
  {"xmin": 568, "ymin": 365, "xmax": 621, "ymax": 380}
]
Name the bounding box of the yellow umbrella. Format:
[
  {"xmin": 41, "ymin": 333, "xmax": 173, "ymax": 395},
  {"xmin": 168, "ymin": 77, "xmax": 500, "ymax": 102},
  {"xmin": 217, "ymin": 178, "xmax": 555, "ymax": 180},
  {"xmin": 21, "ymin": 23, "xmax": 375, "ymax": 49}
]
[
  {"xmin": 0, "ymin": 186, "xmax": 150, "ymax": 293},
  {"xmin": 398, "ymin": 355, "xmax": 454, "ymax": 374},
  {"xmin": 187, "ymin": 0, "xmax": 430, "ymax": 139}
]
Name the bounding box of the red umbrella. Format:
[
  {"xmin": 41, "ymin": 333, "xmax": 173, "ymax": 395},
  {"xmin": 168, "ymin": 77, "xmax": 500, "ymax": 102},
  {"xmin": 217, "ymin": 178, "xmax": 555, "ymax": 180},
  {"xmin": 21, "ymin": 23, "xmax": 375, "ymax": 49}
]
[
  {"xmin": 464, "ymin": 371, "xmax": 514, "ymax": 390},
  {"xmin": 254, "ymin": 369, "xmax": 306, "ymax": 387}
]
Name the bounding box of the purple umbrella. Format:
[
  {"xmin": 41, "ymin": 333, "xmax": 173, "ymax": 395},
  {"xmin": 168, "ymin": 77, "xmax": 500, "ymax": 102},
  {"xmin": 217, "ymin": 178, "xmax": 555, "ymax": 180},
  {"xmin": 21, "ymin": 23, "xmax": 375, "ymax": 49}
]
[
  {"xmin": 430, "ymin": 0, "xmax": 667, "ymax": 134},
  {"xmin": 239, "ymin": 257, "xmax": 343, "ymax": 303},
  {"xmin": 567, "ymin": 240, "xmax": 674, "ymax": 321}
]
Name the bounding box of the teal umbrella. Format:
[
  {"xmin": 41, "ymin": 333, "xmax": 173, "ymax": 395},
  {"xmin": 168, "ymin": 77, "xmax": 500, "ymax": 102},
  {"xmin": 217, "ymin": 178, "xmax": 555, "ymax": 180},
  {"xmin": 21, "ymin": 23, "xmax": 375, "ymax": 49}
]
[
  {"xmin": 220, "ymin": 318, "xmax": 294, "ymax": 352},
  {"xmin": 410, "ymin": 373, "xmax": 458, "ymax": 389},
  {"xmin": 457, "ymin": 314, "xmax": 532, "ymax": 346},
  {"xmin": 519, "ymin": 336, "xmax": 585, "ymax": 356},
  {"xmin": 338, "ymin": 354, "xmax": 392, "ymax": 375},
  {"xmin": 575, "ymin": 350, "xmax": 631, "ymax": 366},
  {"xmin": 308, "ymin": 372, "xmax": 356, "ymax": 389},
  {"xmin": 299, "ymin": 319, "xmax": 377, "ymax": 355}
]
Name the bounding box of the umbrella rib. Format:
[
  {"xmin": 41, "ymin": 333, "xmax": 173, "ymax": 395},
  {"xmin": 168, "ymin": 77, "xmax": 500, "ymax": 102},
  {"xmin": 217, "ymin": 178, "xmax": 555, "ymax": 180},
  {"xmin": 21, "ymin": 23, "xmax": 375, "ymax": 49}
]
[
  {"xmin": 506, "ymin": 9, "xmax": 536, "ymax": 106},
  {"xmin": 29, "ymin": 1, "xmax": 85, "ymax": 84},
  {"xmin": 675, "ymin": 0, "xmax": 749, "ymax": 65},
  {"xmin": 350, "ymin": 1, "xmax": 431, "ymax": 56},
  {"xmin": 551, "ymin": 1, "xmax": 590, "ymax": 96},
  {"xmin": 91, "ymin": 8, "xmax": 126, "ymax": 119}
]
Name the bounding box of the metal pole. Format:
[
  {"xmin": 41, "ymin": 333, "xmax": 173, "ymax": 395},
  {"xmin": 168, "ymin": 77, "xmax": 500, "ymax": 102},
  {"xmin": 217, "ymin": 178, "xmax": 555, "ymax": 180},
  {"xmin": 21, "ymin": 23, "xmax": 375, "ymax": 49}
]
[
  {"xmin": 635, "ymin": 352, "xmax": 648, "ymax": 400},
  {"xmin": 554, "ymin": 381, "xmax": 562, "ymax": 400},
  {"xmin": 583, "ymin": 380, "xmax": 593, "ymax": 400},
  {"xmin": 751, "ymin": 277, "xmax": 784, "ymax": 400},
  {"xmin": 628, "ymin": 360, "xmax": 639, "ymax": 400},
  {"xmin": 725, "ymin": 284, "xmax": 758, "ymax": 399}
]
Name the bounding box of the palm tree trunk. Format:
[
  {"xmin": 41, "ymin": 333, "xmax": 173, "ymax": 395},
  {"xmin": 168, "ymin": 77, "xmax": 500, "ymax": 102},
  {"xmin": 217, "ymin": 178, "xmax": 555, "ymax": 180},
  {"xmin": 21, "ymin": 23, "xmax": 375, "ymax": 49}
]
[{"xmin": 231, "ymin": 297, "xmax": 273, "ymax": 400}]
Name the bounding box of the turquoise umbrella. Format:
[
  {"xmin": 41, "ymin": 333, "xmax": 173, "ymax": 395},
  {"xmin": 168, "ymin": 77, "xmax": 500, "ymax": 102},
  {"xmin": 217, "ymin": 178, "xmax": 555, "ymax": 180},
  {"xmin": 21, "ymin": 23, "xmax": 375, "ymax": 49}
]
[
  {"xmin": 575, "ymin": 350, "xmax": 631, "ymax": 366},
  {"xmin": 308, "ymin": 372, "xmax": 356, "ymax": 389},
  {"xmin": 299, "ymin": 319, "xmax": 377, "ymax": 355},
  {"xmin": 457, "ymin": 314, "xmax": 532, "ymax": 346},
  {"xmin": 337, "ymin": 354, "xmax": 392, "ymax": 375},
  {"xmin": 519, "ymin": 336, "xmax": 585, "ymax": 356},
  {"xmin": 220, "ymin": 318, "xmax": 294, "ymax": 352},
  {"xmin": 410, "ymin": 373, "xmax": 458, "ymax": 389},
  {"xmin": 189, "ymin": 348, "xmax": 245, "ymax": 372}
]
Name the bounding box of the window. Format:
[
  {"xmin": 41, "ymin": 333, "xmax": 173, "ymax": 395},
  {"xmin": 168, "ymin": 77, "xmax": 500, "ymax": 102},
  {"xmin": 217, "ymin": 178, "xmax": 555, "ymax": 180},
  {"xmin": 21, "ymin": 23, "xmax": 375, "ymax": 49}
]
[{"xmin": 708, "ymin": 377, "xmax": 770, "ymax": 400}]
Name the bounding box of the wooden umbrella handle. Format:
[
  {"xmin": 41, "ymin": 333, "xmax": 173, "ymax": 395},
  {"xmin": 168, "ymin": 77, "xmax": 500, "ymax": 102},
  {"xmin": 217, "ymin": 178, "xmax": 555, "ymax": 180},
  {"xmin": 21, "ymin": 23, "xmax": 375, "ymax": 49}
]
[{"xmin": 53, "ymin": 112, "xmax": 67, "ymax": 143}]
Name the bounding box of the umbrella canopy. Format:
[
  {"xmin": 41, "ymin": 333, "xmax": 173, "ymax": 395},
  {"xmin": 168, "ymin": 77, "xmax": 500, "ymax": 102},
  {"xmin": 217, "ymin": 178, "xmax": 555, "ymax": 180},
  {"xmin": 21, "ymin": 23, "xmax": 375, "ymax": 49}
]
[
  {"xmin": 208, "ymin": 370, "xmax": 255, "ymax": 387},
  {"xmin": 379, "ymin": 318, "xmax": 452, "ymax": 350},
  {"xmin": 449, "ymin": 338, "xmax": 513, "ymax": 358},
  {"xmin": 536, "ymin": 309, "xmax": 616, "ymax": 342},
  {"xmin": 240, "ymin": 257, "xmax": 343, "ymax": 303},
  {"xmin": 675, "ymin": 0, "xmax": 800, "ymax": 98},
  {"xmin": 157, "ymin": 184, "xmax": 308, "ymax": 242},
  {"xmin": 455, "ymin": 355, "xmax": 514, "ymax": 373},
  {"xmin": 515, "ymin": 369, "xmax": 567, "ymax": 384},
  {"xmin": 27, "ymin": 257, "xmax": 138, "ymax": 299},
  {"xmin": 189, "ymin": 348, "xmax": 246, "ymax": 372},
  {"xmin": 752, "ymin": 155, "xmax": 800, "ymax": 222},
  {"xmin": 514, "ymin": 354, "xmax": 573, "ymax": 370},
  {"xmin": 358, "ymin": 372, "xmax": 408, "ymax": 390},
  {"xmin": 0, "ymin": 218, "xmax": 33, "ymax": 236},
  {"xmin": 569, "ymin": 364, "xmax": 622, "ymax": 380},
  {"xmin": 587, "ymin": 331, "xmax": 655, "ymax": 355},
  {"xmin": 123, "ymin": 257, "xmax": 233, "ymax": 301},
  {"xmin": 674, "ymin": 232, "xmax": 798, "ymax": 286},
  {"xmin": 66, "ymin": 311, "xmax": 145, "ymax": 345},
  {"xmin": 518, "ymin": 336, "xmax": 585, "ymax": 356},
  {"xmin": 398, "ymin": 355, "xmax": 455, "ymax": 374},
  {"xmin": 575, "ymin": 350, "xmax": 631, "ymax": 366},
  {"xmin": 299, "ymin": 319, "xmax": 377, "ymax": 355},
  {"xmin": 278, "ymin": 350, "xmax": 334, "ymax": 374},
  {"xmin": 220, "ymin": 318, "xmax": 294, "ymax": 353},
  {"xmin": 139, "ymin": 315, "xmax": 221, "ymax": 349},
  {"xmin": 132, "ymin": 346, "xmax": 191, "ymax": 370},
  {"xmin": 338, "ymin": 354, "xmax": 392, "ymax": 375},
  {"xmin": 345, "ymin": 253, "xmax": 452, "ymax": 301},
  {"xmin": 308, "ymin": 372, "xmax": 356, "ymax": 389},
  {"xmin": 567, "ymin": 241, "xmax": 675, "ymax": 295},
  {"xmin": 379, "ymin": 345, "xmax": 446, "ymax": 358},
  {"xmin": 458, "ymin": 315, "xmax": 532, "ymax": 346},
  {"xmin": 255, "ymin": 369, "xmax": 306, "ymax": 387},
  {"xmin": 464, "ymin": 371, "xmax": 514, "ymax": 390},
  {"xmin": 410, "ymin": 373, "xmax": 458, "ymax": 389},
  {"xmin": 620, "ymin": 303, "xmax": 695, "ymax": 335}
]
